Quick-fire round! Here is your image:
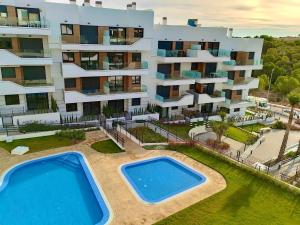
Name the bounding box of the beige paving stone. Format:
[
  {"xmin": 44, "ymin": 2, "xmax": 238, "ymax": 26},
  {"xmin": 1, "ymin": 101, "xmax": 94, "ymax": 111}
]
[{"xmin": 0, "ymin": 130, "xmax": 226, "ymax": 225}]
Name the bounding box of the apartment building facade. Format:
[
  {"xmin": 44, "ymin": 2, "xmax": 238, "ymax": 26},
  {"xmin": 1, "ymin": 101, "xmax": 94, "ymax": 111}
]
[{"xmin": 0, "ymin": 0, "xmax": 263, "ymax": 127}]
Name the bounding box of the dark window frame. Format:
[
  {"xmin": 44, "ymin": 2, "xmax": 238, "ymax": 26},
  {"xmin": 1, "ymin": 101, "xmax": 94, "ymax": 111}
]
[
  {"xmin": 133, "ymin": 28, "xmax": 144, "ymax": 38},
  {"xmin": 1, "ymin": 67, "xmax": 16, "ymax": 78},
  {"xmin": 62, "ymin": 52, "xmax": 75, "ymax": 63},
  {"xmin": 132, "ymin": 98, "xmax": 141, "ymax": 106},
  {"xmin": 0, "ymin": 5, "xmax": 8, "ymax": 18},
  {"xmin": 64, "ymin": 78, "xmax": 76, "ymax": 89},
  {"xmin": 5, "ymin": 95, "xmax": 20, "ymax": 105},
  {"xmin": 61, "ymin": 24, "xmax": 73, "ymax": 35},
  {"xmin": 66, "ymin": 103, "xmax": 78, "ymax": 112},
  {"xmin": 132, "ymin": 76, "xmax": 141, "ymax": 85}
]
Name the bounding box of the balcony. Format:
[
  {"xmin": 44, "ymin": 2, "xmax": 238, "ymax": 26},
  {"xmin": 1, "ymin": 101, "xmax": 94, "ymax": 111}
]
[
  {"xmin": 222, "ymin": 59, "xmax": 263, "ymax": 70},
  {"xmin": 0, "ymin": 49, "xmax": 52, "ymax": 66},
  {"xmin": 220, "ymin": 98, "xmax": 256, "ymax": 109},
  {"xmin": 154, "ymin": 93, "xmax": 194, "ymax": 108},
  {"xmin": 156, "ymin": 45, "xmax": 231, "ymax": 63},
  {"xmin": 0, "ymin": 81, "xmax": 55, "ymax": 95},
  {"xmin": 0, "ymin": 17, "xmax": 50, "ymax": 35},
  {"xmin": 196, "ymin": 71, "xmax": 228, "ymax": 84},
  {"xmin": 156, "ymin": 72, "xmax": 197, "ymax": 86},
  {"xmin": 64, "ymin": 85, "xmax": 148, "ymax": 104},
  {"xmin": 190, "ymin": 90, "xmax": 226, "ymax": 104},
  {"xmin": 224, "ymin": 77, "xmax": 259, "ymax": 90},
  {"xmin": 61, "ymin": 35, "xmax": 152, "ymax": 52},
  {"xmin": 62, "ymin": 61, "xmax": 149, "ymax": 78}
]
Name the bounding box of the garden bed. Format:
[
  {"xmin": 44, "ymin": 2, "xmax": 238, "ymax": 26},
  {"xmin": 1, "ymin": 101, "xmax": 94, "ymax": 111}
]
[
  {"xmin": 91, "ymin": 139, "xmax": 123, "ymax": 154},
  {"xmin": 128, "ymin": 126, "xmax": 167, "ymax": 143},
  {"xmin": 225, "ymin": 126, "xmax": 258, "ymax": 144}
]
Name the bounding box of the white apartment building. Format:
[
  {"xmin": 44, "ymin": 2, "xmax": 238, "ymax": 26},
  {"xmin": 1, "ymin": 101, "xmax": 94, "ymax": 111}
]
[{"xmin": 0, "ymin": 0, "xmax": 263, "ymax": 127}]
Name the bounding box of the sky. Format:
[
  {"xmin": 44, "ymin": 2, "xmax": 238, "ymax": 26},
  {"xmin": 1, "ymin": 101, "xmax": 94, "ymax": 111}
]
[{"xmin": 51, "ymin": 0, "xmax": 300, "ymax": 37}]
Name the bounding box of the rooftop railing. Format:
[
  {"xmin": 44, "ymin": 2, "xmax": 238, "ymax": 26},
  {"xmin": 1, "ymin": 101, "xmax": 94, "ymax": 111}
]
[{"xmin": 0, "ymin": 17, "xmax": 49, "ymax": 28}]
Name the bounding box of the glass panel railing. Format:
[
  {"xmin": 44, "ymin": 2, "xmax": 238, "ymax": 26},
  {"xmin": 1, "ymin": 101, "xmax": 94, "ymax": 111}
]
[
  {"xmin": 224, "ymin": 59, "xmax": 263, "ymax": 66},
  {"xmin": 102, "ymin": 61, "xmax": 148, "ymax": 70},
  {"xmin": 182, "ymin": 70, "xmax": 201, "ymax": 79},
  {"xmin": 7, "ymin": 49, "xmax": 52, "ymax": 58},
  {"xmin": 0, "ymin": 17, "xmax": 49, "ymax": 28},
  {"xmin": 156, "ymin": 72, "xmax": 184, "ymax": 80},
  {"xmin": 155, "ymin": 94, "xmax": 189, "ymax": 102},
  {"xmin": 223, "ymin": 60, "xmax": 236, "ymax": 66},
  {"xmin": 19, "ymin": 79, "xmax": 53, "ymax": 86},
  {"xmin": 208, "ymin": 49, "xmax": 231, "ymax": 57},
  {"xmin": 157, "ymin": 49, "xmax": 187, "ymax": 57}
]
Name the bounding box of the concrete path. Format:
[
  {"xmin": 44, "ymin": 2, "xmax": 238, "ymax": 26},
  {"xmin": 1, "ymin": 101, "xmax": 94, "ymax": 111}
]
[{"xmin": 248, "ymin": 129, "xmax": 300, "ymax": 163}]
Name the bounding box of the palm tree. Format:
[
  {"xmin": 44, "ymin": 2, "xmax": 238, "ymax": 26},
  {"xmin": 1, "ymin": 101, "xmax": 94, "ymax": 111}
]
[
  {"xmin": 210, "ymin": 111, "xmax": 230, "ymax": 144},
  {"xmin": 276, "ymin": 92, "xmax": 300, "ymax": 163}
]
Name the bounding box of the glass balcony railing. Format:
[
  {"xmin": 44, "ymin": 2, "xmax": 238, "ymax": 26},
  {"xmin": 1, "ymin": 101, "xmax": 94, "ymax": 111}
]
[
  {"xmin": 157, "ymin": 49, "xmax": 186, "ymax": 57},
  {"xmin": 7, "ymin": 49, "xmax": 51, "ymax": 58},
  {"xmin": 208, "ymin": 49, "xmax": 231, "ymax": 57},
  {"xmin": 223, "ymin": 59, "xmax": 263, "ymax": 66},
  {"xmin": 156, "ymin": 72, "xmax": 185, "ymax": 80},
  {"xmin": 155, "ymin": 94, "xmax": 189, "ymax": 102},
  {"xmin": 18, "ymin": 79, "xmax": 53, "ymax": 86},
  {"xmin": 102, "ymin": 61, "xmax": 148, "ymax": 70},
  {"xmin": 0, "ymin": 17, "xmax": 49, "ymax": 28},
  {"xmin": 182, "ymin": 70, "xmax": 201, "ymax": 79}
]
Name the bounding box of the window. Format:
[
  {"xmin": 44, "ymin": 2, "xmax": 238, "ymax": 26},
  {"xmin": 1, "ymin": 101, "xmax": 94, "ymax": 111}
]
[
  {"xmin": 236, "ymin": 90, "xmax": 242, "ymax": 95},
  {"xmin": 65, "ymin": 78, "xmax": 76, "ymax": 88},
  {"xmin": 132, "ymin": 53, "xmax": 141, "ymax": 62},
  {"xmin": 228, "ymin": 71, "xmax": 235, "ymax": 80},
  {"xmin": 248, "ymin": 52, "xmax": 255, "ymax": 60},
  {"xmin": 109, "ymin": 27, "xmax": 126, "ymax": 45},
  {"xmin": 132, "ymin": 76, "xmax": 141, "ymax": 85},
  {"xmin": 5, "ymin": 95, "xmax": 19, "ymax": 105},
  {"xmin": 1, "ymin": 67, "xmax": 16, "ymax": 78},
  {"xmin": 0, "ymin": 37, "xmax": 12, "ymax": 49},
  {"xmin": 108, "ymin": 76, "xmax": 123, "ymax": 92},
  {"xmin": 240, "ymin": 70, "xmax": 245, "ymax": 78},
  {"xmin": 66, "ymin": 103, "xmax": 77, "ymax": 112},
  {"xmin": 61, "ymin": 24, "xmax": 73, "ymax": 35},
  {"xmin": 134, "ymin": 28, "xmax": 144, "ymax": 38},
  {"xmin": 0, "ymin": 5, "xmax": 8, "ymax": 18},
  {"xmin": 175, "ymin": 41, "xmax": 183, "ymax": 50},
  {"xmin": 62, "ymin": 52, "xmax": 74, "ymax": 63},
  {"xmin": 171, "ymin": 106, "xmax": 178, "ymax": 110},
  {"xmin": 132, "ymin": 98, "xmax": 141, "ymax": 106},
  {"xmin": 81, "ymin": 52, "xmax": 99, "ymax": 70},
  {"xmin": 107, "ymin": 52, "xmax": 124, "ymax": 69},
  {"xmin": 174, "ymin": 63, "xmax": 180, "ymax": 71},
  {"xmin": 23, "ymin": 66, "xmax": 46, "ymax": 81},
  {"xmin": 80, "ymin": 25, "xmax": 98, "ymax": 44},
  {"xmin": 173, "ymin": 85, "xmax": 179, "ymax": 91},
  {"xmin": 234, "ymin": 108, "xmax": 240, "ymax": 112},
  {"xmin": 191, "ymin": 63, "xmax": 198, "ymax": 70},
  {"xmin": 26, "ymin": 93, "xmax": 48, "ymax": 110},
  {"xmin": 16, "ymin": 7, "xmax": 40, "ymax": 26}
]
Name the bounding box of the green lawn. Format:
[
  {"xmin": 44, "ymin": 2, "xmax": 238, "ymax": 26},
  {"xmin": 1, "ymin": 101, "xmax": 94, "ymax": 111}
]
[
  {"xmin": 91, "ymin": 139, "xmax": 123, "ymax": 154},
  {"xmin": 0, "ymin": 135, "xmax": 76, "ymax": 153},
  {"xmin": 155, "ymin": 145, "xmax": 300, "ymax": 225},
  {"xmin": 155, "ymin": 122, "xmax": 196, "ymax": 140},
  {"xmin": 128, "ymin": 126, "xmax": 167, "ymax": 143},
  {"xmin": 225, "ymin": 126, "xmax": 257, "ymax": 144},
  {"xmin": 240, "ymin": 123, "xmax": 267, "ymax": 133}
]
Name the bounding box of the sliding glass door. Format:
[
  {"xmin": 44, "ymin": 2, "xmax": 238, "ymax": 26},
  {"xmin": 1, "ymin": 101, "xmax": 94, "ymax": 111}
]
[{"xmin": 16, "ymin": 7, "xmax": 40, "ymax": 27}]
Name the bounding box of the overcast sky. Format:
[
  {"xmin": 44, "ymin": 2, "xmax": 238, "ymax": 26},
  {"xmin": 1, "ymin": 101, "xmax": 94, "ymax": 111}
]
[{"xmin": 51, "ymin": 0, "xmax": 300, "ymax": 37}]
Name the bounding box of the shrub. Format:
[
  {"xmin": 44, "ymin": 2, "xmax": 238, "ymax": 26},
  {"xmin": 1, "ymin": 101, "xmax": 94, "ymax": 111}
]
[
  {"xmin": 271, "ymin": 120, "xmax": 285, "ymax": 129},
  {"xmin": 56, "ymin": 130, "xmax": 85, "ymax": 141},
  {"xmin": 206, "ymin": 138, "xmax": 230, "ymax": 151},
  {"xmin": 19, "ymin": 122, "xmax": 62, "ymax": 133}
]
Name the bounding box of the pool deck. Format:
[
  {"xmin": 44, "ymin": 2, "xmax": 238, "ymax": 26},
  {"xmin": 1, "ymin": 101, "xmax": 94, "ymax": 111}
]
[{"xmin": 0, "ymin": 131, "xmax": 226, "ymax": 225}]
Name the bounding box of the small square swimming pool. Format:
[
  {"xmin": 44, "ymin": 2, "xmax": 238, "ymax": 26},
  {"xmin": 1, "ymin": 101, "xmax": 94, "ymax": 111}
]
[{"xmin": 121, "ymin": 156, "xmax": 206, "ymax": 204}]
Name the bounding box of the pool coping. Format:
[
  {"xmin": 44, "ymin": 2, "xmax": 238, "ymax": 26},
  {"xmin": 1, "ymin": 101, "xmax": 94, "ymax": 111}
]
[
  {"xmin": 0, "ymin": 151, "xmax": 113, "ymax": 225},
  {"xmin": 118, "ymin": 155, "xmax": 208, "ymax": 205}
]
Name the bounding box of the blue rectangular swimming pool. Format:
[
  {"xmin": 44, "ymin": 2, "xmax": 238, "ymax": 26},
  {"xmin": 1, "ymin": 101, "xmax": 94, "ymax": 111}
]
[{"xmin": 121, "ymin": 156, "xmax": 206, "ymax": 203}]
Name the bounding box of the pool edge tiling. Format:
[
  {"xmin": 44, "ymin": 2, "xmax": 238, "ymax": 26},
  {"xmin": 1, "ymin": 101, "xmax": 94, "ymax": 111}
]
[
  {"xmin": 120, "ymin": 156, "xmax": 207, "ymax": 204},
  {"xmin": 0, "ymin": 151, "xmax": 112, "ymax": 225}
]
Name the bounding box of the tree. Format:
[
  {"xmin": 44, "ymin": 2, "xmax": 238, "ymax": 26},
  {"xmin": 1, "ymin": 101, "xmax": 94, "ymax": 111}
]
[
  {"xmin": 210, "ymin": 111, "xmax": 230, "ymax": 144},
  {"xmin": 258, "ymin": 74, "xmax": 269, "ymax": 90},
  {"xmin": 276, "ymin": 92, "xmax": 300, "ymax": 163},
  {"xmin": 274, "ymin": 76, "xmax": 300, "ymax": 96}
]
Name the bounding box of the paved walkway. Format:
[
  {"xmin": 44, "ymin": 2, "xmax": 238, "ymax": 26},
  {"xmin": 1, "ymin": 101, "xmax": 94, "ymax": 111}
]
[
  {"xmin": 248, "ymin": 129, "xmax": 300, "ymax": 163},
  {"xmin": 0, "ymin": 130, "xmax": 226, "ymax": 225}
]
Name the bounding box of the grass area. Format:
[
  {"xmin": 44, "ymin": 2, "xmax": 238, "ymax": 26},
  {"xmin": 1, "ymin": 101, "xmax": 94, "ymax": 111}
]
[
  {"xmin": 155, "ymin": 122, "xmax": 202, "ymax": 140},
  {"xmin": 128, "ymin": 126, "xmax": 167, "ymax": 143},
  {"xmin": 225, "ymin": 126, "xmax": 258, "ymax": 144},
  {"xmin": 143, "ymin": 145, "xmax": 169, "ymax": 150},
  {"xmin": 0, "ymin": 135, "xmax": 76, "ymax": 153},
  {"xmin": 91, "ymin": 139, "xmax": 123, "ymax": 154},
  {"xmin": 240, "ymin": 123, "xmax": 267, "ymax": 133},
  {"xmin": 155, "ymin": 145, "xmax": 300, "ymax": 225}
]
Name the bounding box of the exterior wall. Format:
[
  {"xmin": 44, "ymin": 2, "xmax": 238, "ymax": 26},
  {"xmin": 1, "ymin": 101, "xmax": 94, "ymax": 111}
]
[{"xmin": 0, "ymin": 0, "xmax": 263, "ymax": 120}]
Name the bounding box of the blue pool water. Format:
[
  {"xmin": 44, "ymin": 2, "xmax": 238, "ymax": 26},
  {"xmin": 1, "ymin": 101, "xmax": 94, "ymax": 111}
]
[
  {"xmin": 121, "ymin": 156, "xmax": 206, "ymax": 203},
  {"xmin": 0, "ymin": 152, "xmax": 110, "ymax": 225}
]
